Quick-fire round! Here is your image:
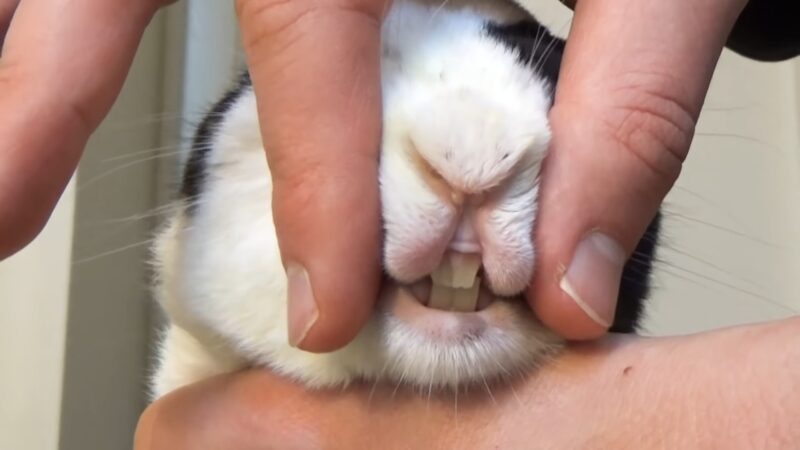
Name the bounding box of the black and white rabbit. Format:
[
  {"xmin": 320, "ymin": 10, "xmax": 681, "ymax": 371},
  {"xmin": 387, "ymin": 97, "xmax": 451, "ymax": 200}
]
[{"xmin": 150, "ymin": 0, "xmax": 659, "ymax": 398}]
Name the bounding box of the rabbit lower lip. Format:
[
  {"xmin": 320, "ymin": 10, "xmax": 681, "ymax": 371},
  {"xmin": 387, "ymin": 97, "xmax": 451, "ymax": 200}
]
[{"xmin": 380, "ymin": 283, "xmax": 524, "ymax": 340}]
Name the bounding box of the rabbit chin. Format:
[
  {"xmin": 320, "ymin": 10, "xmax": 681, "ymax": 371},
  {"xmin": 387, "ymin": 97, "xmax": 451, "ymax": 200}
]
[
  {"xmin": 368, "ymin": 281, "xmax": 563, "ymax": 389},
  {"xmin": 265, "ymin": 280, "xmax": 563, "ymax": 391}
]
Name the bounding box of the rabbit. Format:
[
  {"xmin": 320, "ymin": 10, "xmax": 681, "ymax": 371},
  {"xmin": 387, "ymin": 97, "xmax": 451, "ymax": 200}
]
[{"xmin": 149, "ymin": 0, "xmax": 660, "ymax": 399}]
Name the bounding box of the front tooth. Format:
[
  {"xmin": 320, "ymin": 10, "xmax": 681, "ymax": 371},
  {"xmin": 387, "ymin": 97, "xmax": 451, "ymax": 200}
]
[
  {"xmin": 450, "ymin": 253, "xmax": 481, "ymax": 288},
  {"xmin": 431, "ymin": 252, "xmax": 481, "ymax": 288},
  {"xmin": 429, "ymin": 252, "xmax": 483, "ymax": 311},
  {"xmin": 428, "ymin": 283, "xmax": 453, "ymax": 310},
  {"xmin": 430, "ymin": 256, "xmax": 453, "ymax": 287},
  {"xmin": 450, "ymin": 277, "xmax": 481, "ymax": 312}
]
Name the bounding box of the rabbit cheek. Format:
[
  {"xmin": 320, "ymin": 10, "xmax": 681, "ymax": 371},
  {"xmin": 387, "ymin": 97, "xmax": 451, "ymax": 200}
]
[
  {"xmin": 475, "ymin": 193, "xmax": 537, "ymax": 296},
  {"xmin": 382, "ymin": 190, "xmax": 459, "ymax": 283}
]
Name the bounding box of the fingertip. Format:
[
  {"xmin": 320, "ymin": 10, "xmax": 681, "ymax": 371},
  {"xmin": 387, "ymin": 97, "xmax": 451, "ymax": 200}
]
[
  {"xmin": 295, "ymin": 309, "xmax": 374, "ymax": 353},
  {"xmin": 274, "ymin": 174, "xmax": 382, "ymax": 353},
  {"xmin": 0, "ymin": 171, "xmax": 57, "ymax": 260},
  {"xmin": 528, "ymin": 286, "xmax": 609, "ymax": 341},
  {"xmin": 0, "ymin": 213, "xmax": 45, "ymax": 260},
  {"xmin": 270, "ymin": 135, "xmax": 382, "ymax": 353},
  {"xmin": 292, "ymin": 257, "xmax": 381, "ymax": 352}
]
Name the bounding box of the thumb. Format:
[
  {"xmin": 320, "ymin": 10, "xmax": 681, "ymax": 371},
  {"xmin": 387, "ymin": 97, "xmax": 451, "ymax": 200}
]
[
  {"xmin": 236, "ymin": 0, "xmax": 389, "ymax": 352},
  {"xmin": 529, "ymin": 0, "xmax": 747, "ymax": 339},
  {"xmin": 531, "ymin": 102, "xmax": 681, "ymax": 339}
]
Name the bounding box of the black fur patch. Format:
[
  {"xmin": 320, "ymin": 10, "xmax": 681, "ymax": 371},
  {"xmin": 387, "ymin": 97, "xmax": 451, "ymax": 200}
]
[
  {"xmin": 612, "ymin": 213, "xmax": 661, "ymax": 333},
  {"xmin": 181, "ymin": 71, "xmax": 253, "ymax": 214},
  {"xmin": 485, "ymin": 20, "xmax": 566, "ymax": 95}
]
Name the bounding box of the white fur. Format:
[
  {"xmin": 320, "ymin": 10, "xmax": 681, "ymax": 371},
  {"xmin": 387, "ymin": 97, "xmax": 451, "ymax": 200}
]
[{"xmin": 150, "ymin": 1, "xmax": 560, "ymax": 399}]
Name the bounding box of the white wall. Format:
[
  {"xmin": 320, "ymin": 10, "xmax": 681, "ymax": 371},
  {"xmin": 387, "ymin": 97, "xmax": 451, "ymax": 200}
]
[
  {"xmin": 180, "ymin": 0, "xmax": 243, "ymax": 161},
  {"xmin": 0, "ymin": 181, "xmax": 75, "ymax": 450},
  {"xmin": 648, "ymin": 54, "xmax": 800, "ymax": 335},
  {"xmin": 58, "ymin": 7, "xmax": 182, "ymax": 450}
]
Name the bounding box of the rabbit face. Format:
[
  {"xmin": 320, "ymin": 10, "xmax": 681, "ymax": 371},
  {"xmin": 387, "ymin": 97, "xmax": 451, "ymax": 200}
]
[
  {"xmin": 372, "ymin": 2, "xmax": 559, "ymax": 388},
  {"xmin": 152, "ymin": 1, "xmax": 569, "ymax": 396}
]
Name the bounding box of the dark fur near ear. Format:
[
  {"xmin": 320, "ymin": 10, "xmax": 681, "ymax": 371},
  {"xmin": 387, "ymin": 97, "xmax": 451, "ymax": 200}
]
[
  {"xmin": 181, "ymin": 71, "xmax": 252, "ymax": 213},
  {"xmin": 485, "ymin": 19, "xmax": 566, "ymax": 97}
]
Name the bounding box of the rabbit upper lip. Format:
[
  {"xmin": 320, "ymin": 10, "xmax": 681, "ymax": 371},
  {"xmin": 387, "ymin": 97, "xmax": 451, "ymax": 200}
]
[{"xmin": 448, "ymin": 240, "xmax": 481, "ymax": 253}]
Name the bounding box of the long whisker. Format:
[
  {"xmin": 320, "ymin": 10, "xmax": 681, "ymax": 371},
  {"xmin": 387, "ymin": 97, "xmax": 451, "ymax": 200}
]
[
  {"xmin": 101, "ymin": 144, "xmax": 185, "ymax": 164},
  {"xmin": 72, "ymin": 238, "xmax": 157, "ymax": 265},
  {"xmin": 480, "ymin": 372, "xmax": 497, "ymax": 406},
  {"xmin": 694, "ymin": 131, "xmax": 784, "ymax": 155},
  {"xmin": 78, "ymin": 151, "xmax": 186, "ymax": 191},
  {"xmin": 430, "ymin": 0, "xmax": 450, "ymax": 21},
  {"xmin": 654, "ymin": 245, "xmax": 763, "ymax": 290},
  {"xmin": 532, "ymin": 18, "xmax": 571, "ymax": 75},
  {"xmin": 663, "ymin": 210, "xmax": 786, "ymax": 249},
  {"xmin": 641, "ymin": 259, "xmax": 797, "ymax": 313}
]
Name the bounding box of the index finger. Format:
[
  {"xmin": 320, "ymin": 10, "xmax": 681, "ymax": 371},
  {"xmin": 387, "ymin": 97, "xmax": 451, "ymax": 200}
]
[
  {"xmin": 0, "ymin": 0, "xmax": 168, "ymax": 258},
  {"xmin": 235, "ymin": 0, "xmax": 389, "ymax": 351}
]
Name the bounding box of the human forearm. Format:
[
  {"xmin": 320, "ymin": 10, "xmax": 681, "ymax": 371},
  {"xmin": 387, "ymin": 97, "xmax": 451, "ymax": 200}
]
[{"xmin": 136, "ymin": 317, "xmax": 800, "ymax": 449}]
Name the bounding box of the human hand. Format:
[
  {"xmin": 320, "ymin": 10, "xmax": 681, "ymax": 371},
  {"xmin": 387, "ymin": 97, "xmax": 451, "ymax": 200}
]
[
  {"xmin": 0, "ymin": 0, "xmax": 174, "ymax": 258},
  {"xmin": 529, "ymin": 0, "xmax": 749, "ymax": 339},
  {"xmin": 135, "ymin": 317, "xmax": 800, "ymax": 449},
  {"xmin": 0, "ymin": 0, "xmax": 384, "ymax": 354},
  {"xmin": 234, "ymin": 0, "xmax": 387, "ymax": 352}
]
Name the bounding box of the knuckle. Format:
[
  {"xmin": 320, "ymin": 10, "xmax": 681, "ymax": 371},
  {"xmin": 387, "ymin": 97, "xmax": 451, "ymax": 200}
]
[
  {"xmin": 62, "ymin": 97, "xmax": 95, "ymax": 138},
  {"xmin": 603, "ymin": 76, "xmax": 697, "ymax": 187},
  {"xmin": 272, "ymin": 156, "xmax": 329, "ymax": 208},
  {"xmin": 269, "ymin": 150, "xmax": 379, "ymax": 249},
  {"xmin": 236, "ymin": 0, "xmax": 386, "ymax": 56},
  {"xmin": 267, "ymin": 135, "xmax": 378, "ymax": 211},
  {"xmin": 609, "ymin": 97, "xmax": 694, "ymax": 185}
]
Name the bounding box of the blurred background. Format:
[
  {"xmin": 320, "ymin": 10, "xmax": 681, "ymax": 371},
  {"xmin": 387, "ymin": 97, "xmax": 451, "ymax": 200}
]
[{"xmin": 0, "ymin": 1, "xmax": 798, "ymax": 449}]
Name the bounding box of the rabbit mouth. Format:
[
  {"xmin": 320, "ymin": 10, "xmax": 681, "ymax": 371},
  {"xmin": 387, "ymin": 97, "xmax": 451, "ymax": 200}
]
[
  {"xmin": 379, "ymin": 279, "xmax": 526, "ymax": 343},
  {"xmin": 380, "ymin": 249, "xmax": 526, "ymax": 319},
  {"xmin": 408, "ymin": 250, "xmax": 525, "ymax": 313}
]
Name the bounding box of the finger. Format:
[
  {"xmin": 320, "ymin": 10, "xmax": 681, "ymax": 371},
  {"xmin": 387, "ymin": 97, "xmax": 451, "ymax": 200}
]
[
  {"xmin": 135, "ymin": 372, "xmax": 334, "ymax": 450},
  {"xmin": 0, "ymin": 0, "xmax": 19, "ymax": 46},
  {"xmin": 529, "ymin": 0, "xmax": 747, "ymax": 339},
  {"xmin": 0, "ymin": 0, "xmax": 169, "ymax": 259},
  {"xmin": 236, "ymin": 0, "xmax": 389, "ymax": 352}
]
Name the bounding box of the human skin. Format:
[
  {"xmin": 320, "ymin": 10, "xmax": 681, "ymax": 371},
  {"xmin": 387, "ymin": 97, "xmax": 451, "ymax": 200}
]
[{"xmin": 135, "ymin": 317, "xmax": 800, "ymax": 449}]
